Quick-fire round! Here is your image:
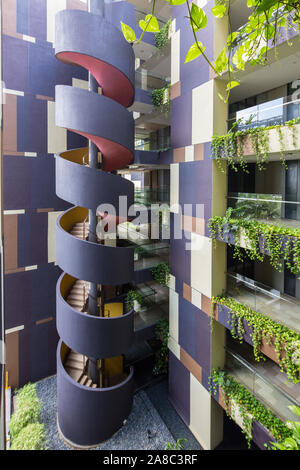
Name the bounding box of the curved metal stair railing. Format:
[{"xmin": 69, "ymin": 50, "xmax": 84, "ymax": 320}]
[{"xmin": 55, "ymin": 9, "xmax": 136, "ymax": 447}]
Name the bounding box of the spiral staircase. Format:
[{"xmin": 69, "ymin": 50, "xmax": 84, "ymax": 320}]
[{"xmin": 55, "ymin": 9, "xmax": 136, "ymax": 447}]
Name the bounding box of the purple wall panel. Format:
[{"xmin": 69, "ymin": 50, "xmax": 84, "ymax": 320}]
[
  {"xmin": 179, "ymin": 296, "xmax": 211, "ymax": 371},
  {"xmin": 5, "ymin": 272, "xmax": 31, "ymax": 330},
  {"xmin": 170, "ymin": 234, "xmax": 191, "ymax": 286},
  {"xmin": 17, "ymin": 213, "xmax": 48, "ymax": 267},
  {"xmin": 171, "ymin": 92, "xmax": 192, "ymax": 149},
  {"xmin": 169, "ymin": 351, "xmax": 190, "ymax": 425},
  {"xmin": 17, "ymin": 0, "xmax": 47, "ymax": 42},
  {"xmin": 179, "ymin": 160, "xmax": 212, "ymax": 216},
  {"xmin": 2, "ymin": 35, "xmax": 29, "ymax": 91},
  {"xmin": 17, "ymin": 95, "xmax": 47, "ymax": 153}
]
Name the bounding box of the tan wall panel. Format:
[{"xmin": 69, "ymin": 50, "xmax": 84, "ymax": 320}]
[{"xmin": 5, "ymin": 331, "xmax": 19, "ymax": 389}]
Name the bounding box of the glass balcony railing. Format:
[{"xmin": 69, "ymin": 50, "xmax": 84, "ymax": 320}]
[
  {"xmin": 135, "ymin": 69, "xmax": 169, "ymax": 92},
  {"xmin": 132, "ymin": 281, "xmax": 169, "ymax": 331},
  {"xmin": 225, "ymin": 345, "xmax": 300, "ymax": 422},
  {"xmin": 135, "ymin": 187, "xmax": 170, "ymax": 206},
  {"xmin": 228, "ymin": 95, "xmax": 300, "ymax": 131},
  {"xmin": 226, "ymin": 272, "xmax": 300, "ymax": 333},
  {"xmin": 135, "ymin": 136, "xmax": 170, "ymax": 152},
  {"xmin": 227, "ymin": 193, "xmax": 300, "ymax": 229}
]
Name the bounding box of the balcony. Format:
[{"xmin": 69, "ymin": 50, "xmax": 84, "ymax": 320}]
[
  {"xmin": 228, "ymin": 94, "xmax": 300, "ymax": 131},
  {"xmin": 130, "ymin": 281, "xmax": 169, "ymax": 333},
  {"xmin": 226, "ymin": 272, "xmax": 300, "ymax": 334},
  {"xmin": 225, "ymin": 338, "xmax": 300, "ymax": 423},
  {"xmin": 134, "ymin": 186, "xmax": 170, "ymax": 206},
  {"xmin": 227, "ymin": 193, "xmax": 300, "ymax": 231}
]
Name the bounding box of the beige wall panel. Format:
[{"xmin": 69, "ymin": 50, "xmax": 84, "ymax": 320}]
[
  {"xmin": 47, "ymin": 0, "xmax": 67, "ymax": 43},
  {"xmin": 169, "ymin": 289, "xmax": 179, "ymax": 343},
  {"xmin": 190, "ymin": 233, "xmax": 212, "ymax": 298},
  {"xmin": 189, "ymin": 374, "xmax": 211, "ymax": 449},
  {"xmin": 170, "ymin": 163, "xmax": 179, "ymax": 213},
  {"xmin": 192, "ymin": 81, "xmax": 214, "ymax": 145},
  {"xmin": 190, "ymin": 374, "xmax": 223, "ymax": 449},
  {"xmin": 168, "ymin": 336, "xmax": 180, "ymax": 360},
  {"xmin": 48, "ymin": 211, "xmax": 62, "ymax": 263},
  {"xmin": 47, "ymin": 101, "xmax": 67, "ymax": 154},
  {"xmin": 171, "ymin": 30, "xmax": 180, "ymax": 86},
  {"xmin": 72, "ymin": 78, "xmax": 89, "ymax": 90}
]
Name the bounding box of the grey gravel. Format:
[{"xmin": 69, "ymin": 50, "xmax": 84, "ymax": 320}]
[{"xmin": 36, "ymin": 375, "xmax": 176, "ymax": 451}]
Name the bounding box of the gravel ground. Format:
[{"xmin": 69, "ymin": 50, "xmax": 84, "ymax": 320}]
[{"xmin": 36, "ymin": 375, "xmax": 176, "ymax": 451}]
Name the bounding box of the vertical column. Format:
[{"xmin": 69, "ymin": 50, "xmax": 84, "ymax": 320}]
[
  {"xmin": 168, "ymin": 5, "xmax": 228, "ymax": 450},
  {"xmin": 87, "ymin": 0, "xmax": 105, "ymax": 386}
]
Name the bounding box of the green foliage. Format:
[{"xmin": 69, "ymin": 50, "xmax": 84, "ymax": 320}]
[
  {"xmin": 153, "ymin": 319, "xmax": 169, "ymax": 375},
  {"xmin": 10, "ymin": 423, "xmax": 47, "ymax": 451},
  {"xmin": 121, "ymin": 1, "xmax": 300, "ymax": 101},
  {"xmin": 271, "ymin": 405, "xmax": 300, "ymax": 450},
  {"xmin": 9, "ymin": 382, "xmax": 47, "ymax": 450},
  {"xmin": 184, "ymin": 41, "xmax": 206, "ymax": 63},
  {"xmin": 209, "ymin": 369, "xmax": 292, "ymax": 447},
  {"xmin": 10, "ymin": 384, "xmax": 41, "ymax": 439},
  {"xmin": 155, "ymin": 18, "xmax": 172, "ymax": 50},
  {"xmin": 208, "ymin": 210, "xmax": 300, "ymax": 278},
  {"xmin": 152, "ymin": 85, "xmax": 170, "ymax": 109},
  {"xmin": 150, "ymin": 262, "xmax": 170, "ymax": 287},
  {"xmin": 211, "ymin": 119, "xmax": 300, "ymax": 173},
  {"xmin": 120, "ymin": 22, "xmax": 136, "ymax": 42},
  {"xmin": 212, "ymin": 296, "xmax": 300, "ymax": 384},
  {"xmin": 165, "ymin": 438, "xmax": 187, "ymax": 450}
]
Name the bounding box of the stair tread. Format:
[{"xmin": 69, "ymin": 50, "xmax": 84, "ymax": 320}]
[{"xmin": 65, "ymin": 360, "xmax": 84, "ymax": 370}]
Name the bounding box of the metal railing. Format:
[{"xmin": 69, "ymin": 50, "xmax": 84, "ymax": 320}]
[
  {"xmin": 228, "ymin": 95, "xmax": 300, "ymax": 131},
  {"xmin": 226, "ymin": 348, "xmax": 299, "ymax": 422}
]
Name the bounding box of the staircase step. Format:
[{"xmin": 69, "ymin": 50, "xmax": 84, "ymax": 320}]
[
  {"xmin": 91, "ymin": 384, "xmax": 98, "ymax": 389},
  {"xmin": 85, "ymin": 379, "xmax": 93, "ymax": 387},
  {"xmin": 79, "ymin": 374, "xmax": 88, "ymax": 385},
  {"xmin": 66, "ymin": 368, "xmax": 82, "ymax": 382},
  {"xmin": 65, "ymin": 359, "xmax": 83, "ymax": 370},
  {"xmin": 68, "ymin": 352, "xmax": 84, "ymax": 364}
]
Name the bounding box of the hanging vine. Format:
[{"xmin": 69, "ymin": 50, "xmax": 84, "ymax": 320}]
[
  {"xmin": 208, "ymin": 210, "xmax": 300, "ymax": 277},
  {"xmin": 212, "ymin": 118, "xmax": 300, "ymax": 173},
  {"xmin": 209, "ymin": 369, "xmax": 292, "ymax": 447},
  {"xmin": 151, "ymin": 262, "xmax": 170, "ymax": 287}
]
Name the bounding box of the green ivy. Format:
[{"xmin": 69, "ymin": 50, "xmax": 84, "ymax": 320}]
[
  {"xmin": 271, "ymin": 405, "xmax": 300, "ymax": 450},
  {"xmin": 155, "ymin": 18, "xmax": 171, "ymax": 50},
  {"xmin": 126, "ymin": 289, "xmax": 145, "ymax": 312},
  {"xmin": 153, "ymin": 318, "xmax": 169, "ymax": 375},
  {"xmin": 208, "ymin": 210, "xmax": 300, "ymax": 277},
  {"xmin": 152, "ymin": 85, "xmax": 170, "ymax": 109},
  {"xmin": 209, "ymin": 369, "xmax": 292, "ymax": 448},
  {"xmin": 212, "ymin": 296, "xmax": 300, "ymax": 384},
  {"xmin": 151, "ymin": 262, "xmax": 170, "ymax": 287},
  {"xmin": 211, "ymin": 118, "xmax": 300, "ymax": 173}
]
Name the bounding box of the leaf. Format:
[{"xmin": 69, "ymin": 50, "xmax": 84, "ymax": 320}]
[
  {"xmin": 256, "ymin": 0, "xmax": 278, "ymax": 13},
  {"xmin": 184, "ymin": 42, "xmax": 206, "ymax": 63},
  {"xmin": 212, "ymin": 4, "xmax": 227, "ymax": 18},
  {"xmin": 288, "ymin": 405, "xmax": 300, "ymax": 418},
  {"xmin": 139, "ymin": 15, "xmax": 160, "ymax": 33},
  {"xmin": 166, "ymin": 0, "xmax": 186, "ymax": 4},
  {"xmin": 226, "ymin": 81, "xmax": 240, "ymax": 91},
  {"xmin": 120, "ymin": 22, "xmax": 136, "ymax": 43},
  {"xmin": 190, "ymin": 4, "xmax": 207, "ymax": 31},
  {"xmin": 215, "ymin": 47, "xmax": 228, "ymax": 74}
]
